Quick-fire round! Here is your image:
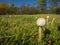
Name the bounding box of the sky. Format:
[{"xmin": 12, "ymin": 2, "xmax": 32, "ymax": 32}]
[
  {"xmin": 0, "ymin": 0, "xmax": 56, "ymax": 7},
  {"xmin": 0, "ymin": 0, "xmax": 37, "ymax": 6}
]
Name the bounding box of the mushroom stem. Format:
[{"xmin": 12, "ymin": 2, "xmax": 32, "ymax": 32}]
[{"xmin": 38, "ymin": 27, "xmax": 42, "ymax": 40}]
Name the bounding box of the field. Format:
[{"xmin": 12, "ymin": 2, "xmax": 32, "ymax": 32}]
[{"xmin": 0, "ymin": 14, "xmax": 60, "ymax": 45}]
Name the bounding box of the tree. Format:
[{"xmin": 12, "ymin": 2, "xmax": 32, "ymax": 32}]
[
  {"xmin": 8, "ymin": 3, "xmax": 17, "ymax": 14},
  {"xmin": 37, "ymin": 0, "xmax": 46, "ymax": 13},
  {"xmin": 18, "ymin": 4, "xmax": 39, "ymax": 14},
  {"xmin": 0, "ymin": 3, "xmax": 8, "ymax": 15},
  {"xmin": 55, "ymin": 7, "xmax": 60, "ymax": 14},
  {"xmin": 48, "ymin": 0, "xmax": 60, "ymax": 13}
]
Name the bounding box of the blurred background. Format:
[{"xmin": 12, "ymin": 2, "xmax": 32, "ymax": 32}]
[{"xmin": 0, "ymin": 0, "xmax": 60, "ymax": 15}]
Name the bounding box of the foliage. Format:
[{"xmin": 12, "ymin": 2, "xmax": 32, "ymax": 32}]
[
  {"xmin": 37, "ymin": 0, "xmax": 46, "ymax": 13},
  {"xmin": 55, "ymin": 7, "xmax": 60, "ymax": 14},
  {"xmin": 0, "ymin": 1, "xmax": 60, "ymax": 15},
  {"xmin": 20, "ymin": 5, "xmax": 39, "ymax": 14},
  {"xmin": 0, "ymin": 3, "xmax": 8, "ymax": 15}
]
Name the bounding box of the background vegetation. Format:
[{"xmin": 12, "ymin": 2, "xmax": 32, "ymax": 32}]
[{"xmin": 0, "ymin": 0, "xmax": 60, "ymax": 15}]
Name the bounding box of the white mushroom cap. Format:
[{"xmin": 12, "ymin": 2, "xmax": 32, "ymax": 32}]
[{"xmin": 37, "ymin": 18, "xmax": 46, "ymax": 26}]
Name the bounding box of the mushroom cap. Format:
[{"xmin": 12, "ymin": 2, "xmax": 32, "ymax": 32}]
[{"xmin": 37, "ymin": 18, "xmax": 46, "ymax": 26}]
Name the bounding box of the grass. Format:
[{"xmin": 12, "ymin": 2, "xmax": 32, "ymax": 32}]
[{"xmin": 0, "ymin": 14, "xmax": 60, "ymax": 45}]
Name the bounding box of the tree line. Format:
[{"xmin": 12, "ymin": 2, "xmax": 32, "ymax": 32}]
[{"xmin": 0, "ymin": 0, "xmax": 60, "ymax": 15}]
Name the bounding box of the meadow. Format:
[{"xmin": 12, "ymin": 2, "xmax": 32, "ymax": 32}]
[{"xmin": 0, "ymin": 14, "xmax": 60, "ymax": 45}]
